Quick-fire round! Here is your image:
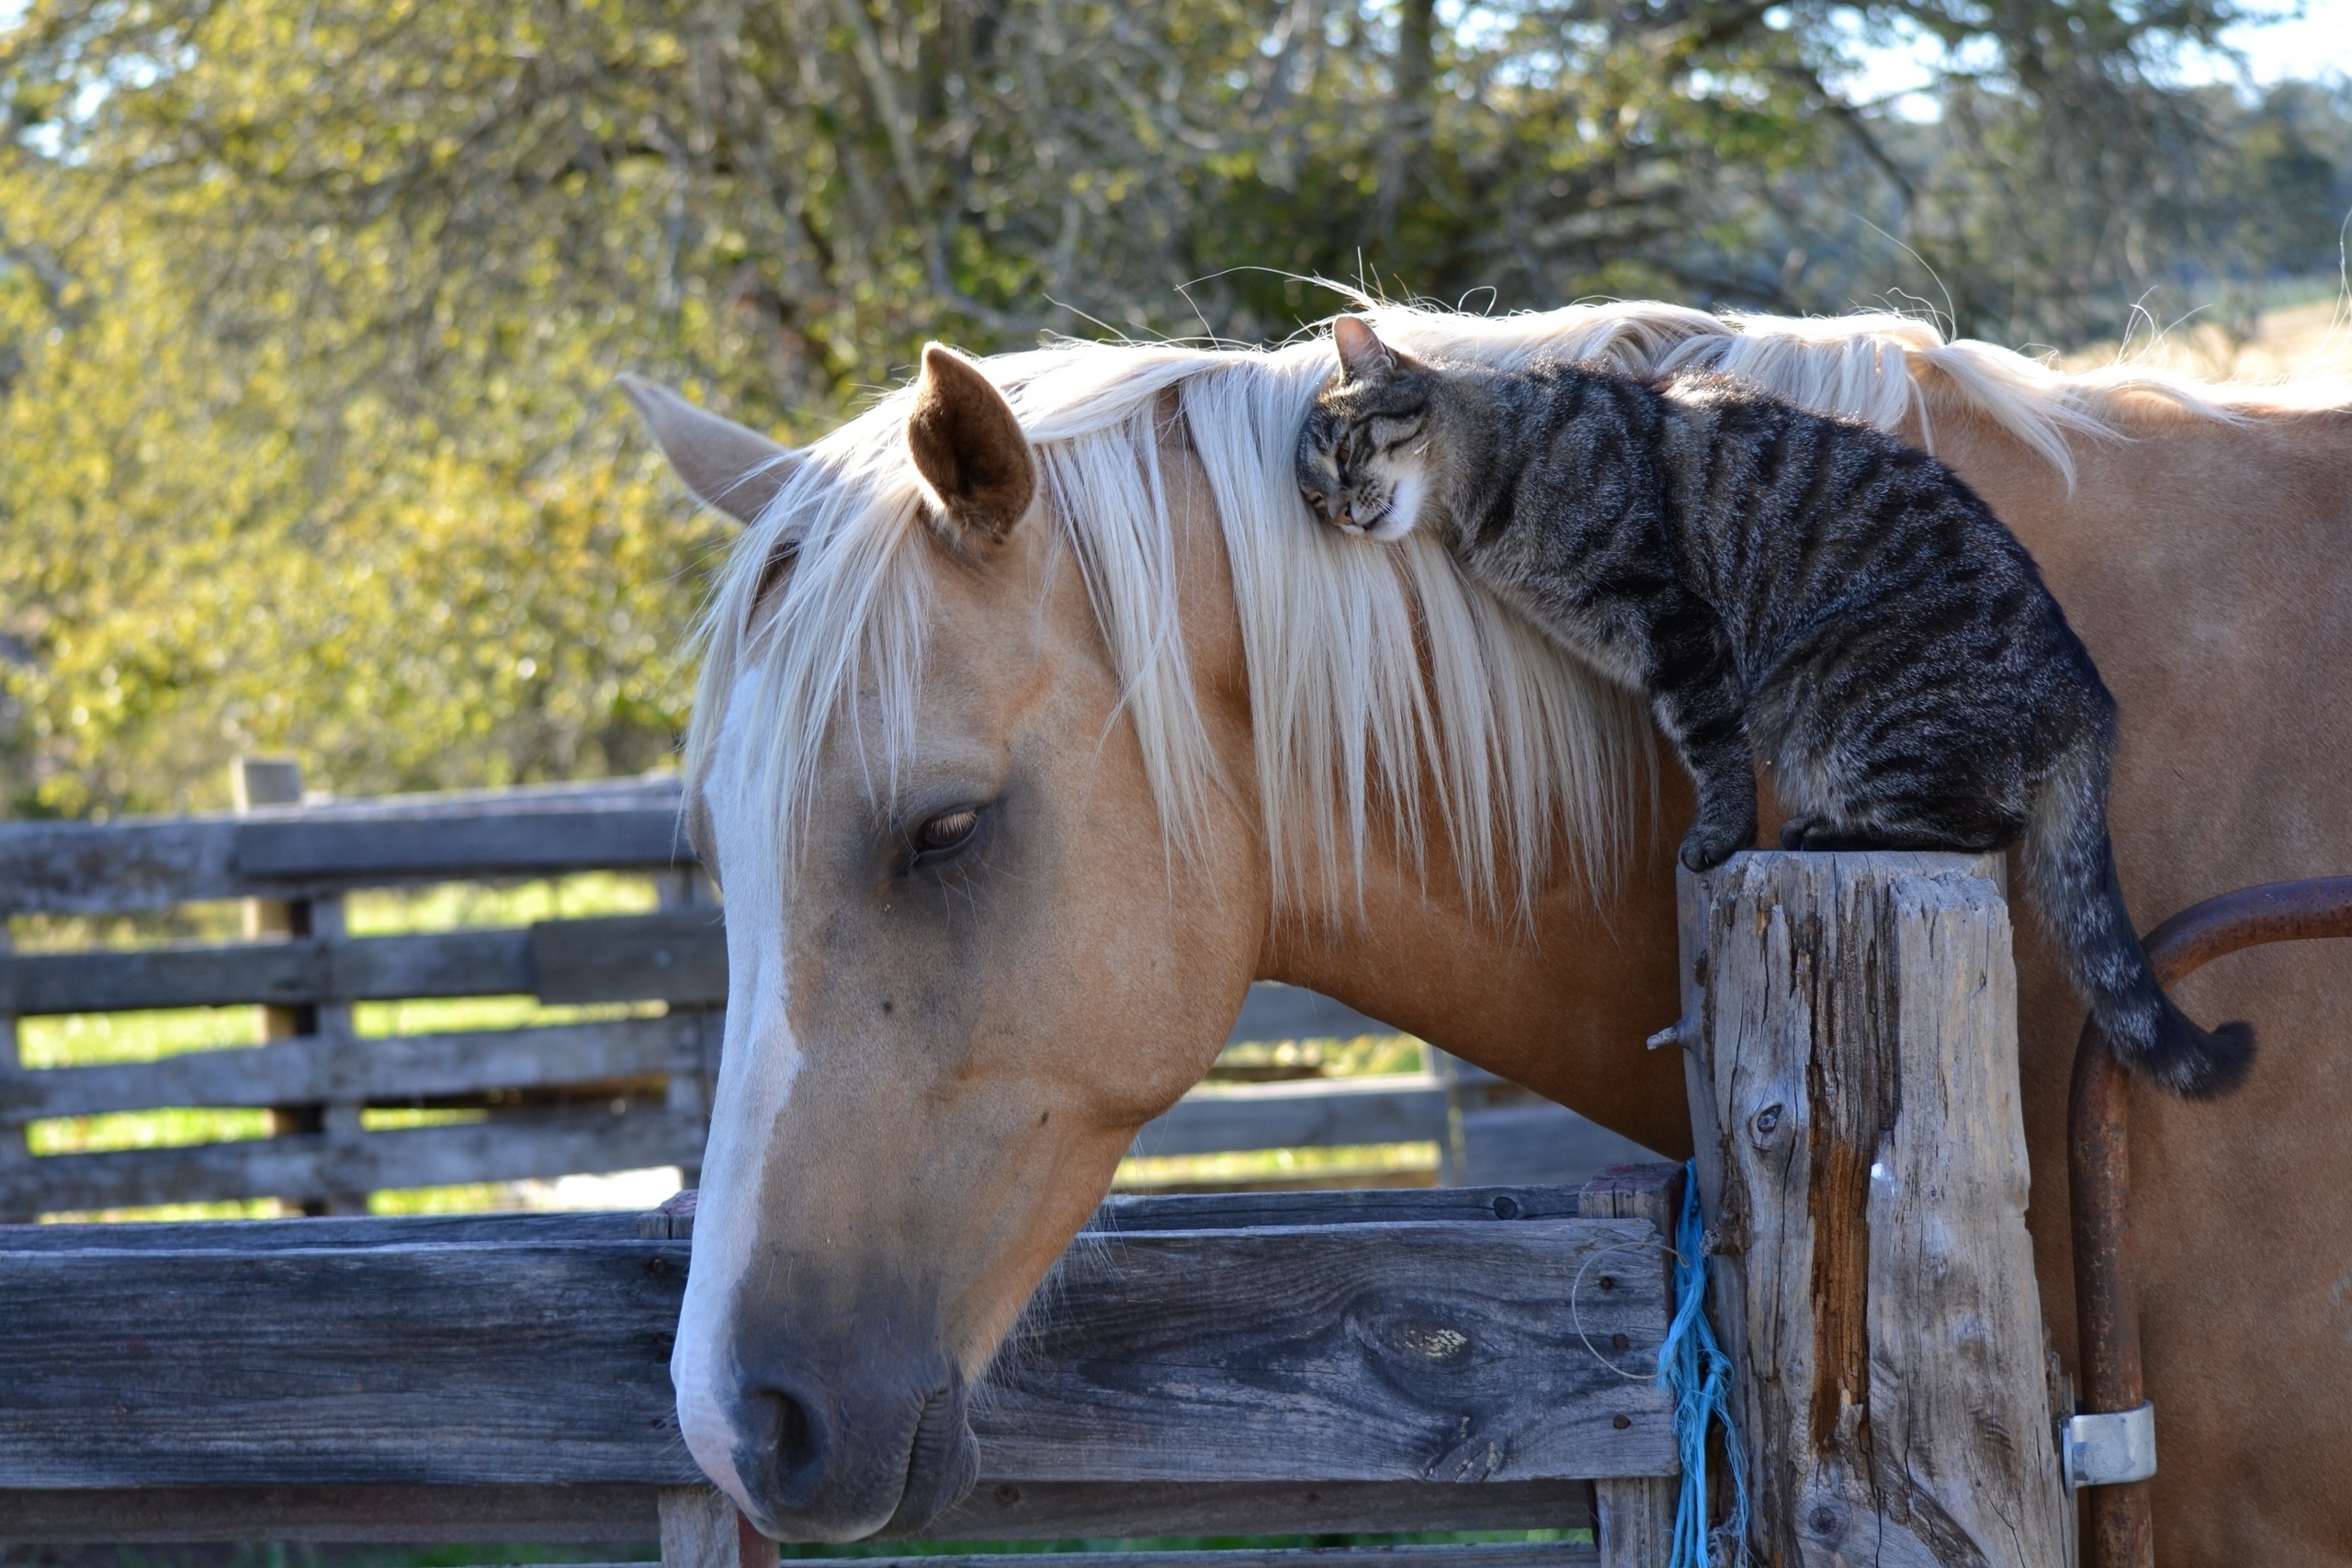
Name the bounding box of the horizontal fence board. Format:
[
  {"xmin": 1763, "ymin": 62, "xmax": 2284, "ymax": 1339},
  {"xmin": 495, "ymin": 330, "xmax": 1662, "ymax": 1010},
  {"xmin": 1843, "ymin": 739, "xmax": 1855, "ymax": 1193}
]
[
  {"xmin": 0, "ymin": 1483, "xmax": 666, "ymax": 1544},
  {"xmin": 232, "ymin": 812, "xmax": 686, "ymax": 884},
  {"xmin": 0, "ymin": 930, "xmax": 536, "ymax": 1015},
  {"xmin": 0, "ymin": 777, "xmax": 687, "ymax": 916},
  {"xmin": 0, "ymin": 1177, "xmax": 1646, "ymax": 1251},
  {"xmin": 0, "ymin": 1478, "xmax": 1596, "ymax": 1545},
  {"xmin": 815, "ymin": 1548, "xmax": 1595, "ymax": 1568},
  {"xmin": 985, "ymin": 1221, "xmax": 1673, "ymax": 1483},
  {"xmin": 1095, "ymin": 1182, "xmax": 1599, "ymax": 1231},
  {"xmin": 922, "ymin": 1478, "xmax": 1597, "ymax": 1541},
  {"xmin": 0, "ymin": 1210, "xmax": 654, "ymax": 1251},
  {"xmin": 0, "ymin": 919, "xmax": 729, "ymax": 1016},
  {"xmin": 0, "ymin": 1218, "xmax": 1671, "ymax": 1487},
  {"xmin": 1129, "ymin": 1077, "xmax": 1448, "ymax": 1157},
  {"xmin": 532, "ymin": 912, "xmax": 729, "ymax": 1006},
  {"xmin": 2, "ymin": 1017, "xmax": 701, "ymax": 1121},
  {"xmin": 6, "ymin": 1111, "xmax": 709, "ymax": 1215}
]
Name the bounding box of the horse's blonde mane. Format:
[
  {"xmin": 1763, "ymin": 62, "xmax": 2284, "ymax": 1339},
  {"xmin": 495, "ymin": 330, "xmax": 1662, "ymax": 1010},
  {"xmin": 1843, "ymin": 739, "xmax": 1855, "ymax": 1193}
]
[{"xmin": 684, "ymin": 299, "xmax": 2253, "ymax": 920}]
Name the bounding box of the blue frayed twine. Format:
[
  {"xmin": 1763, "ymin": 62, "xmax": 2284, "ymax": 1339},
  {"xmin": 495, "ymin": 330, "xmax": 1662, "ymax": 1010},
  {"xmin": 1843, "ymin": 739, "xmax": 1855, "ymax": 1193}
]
[{"xmin": 1656, "ymin": 1159, "xmax": 1750, "ymax": 1568}]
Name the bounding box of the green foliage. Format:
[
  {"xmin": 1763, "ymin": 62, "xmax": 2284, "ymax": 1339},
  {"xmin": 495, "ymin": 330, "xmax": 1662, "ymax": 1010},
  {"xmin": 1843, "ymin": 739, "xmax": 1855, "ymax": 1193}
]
[{"xmin": 0, "ymin": 0, "xmax": 2338, "ymax": 816}]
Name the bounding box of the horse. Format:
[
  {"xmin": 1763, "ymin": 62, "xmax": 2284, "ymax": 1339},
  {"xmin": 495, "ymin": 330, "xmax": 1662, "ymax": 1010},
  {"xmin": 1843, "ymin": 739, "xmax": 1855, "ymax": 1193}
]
[{"xmin": 617, "ymin": 301, "xmax": 2352, "ymax": 1564}]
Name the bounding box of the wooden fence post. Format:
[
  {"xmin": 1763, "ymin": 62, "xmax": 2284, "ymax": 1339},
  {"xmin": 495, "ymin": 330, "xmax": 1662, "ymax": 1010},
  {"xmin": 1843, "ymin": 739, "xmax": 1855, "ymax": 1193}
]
[
  {"xmin": 1582, "ymin": 1163, "xmax": 1682, "ymax": 1568},
  {"xmin": 233, "ymin": 757, "xmax": 366, "ymax": 1216},
  {"xmin": 1677, "ymin": 852, "xmax": 2072, "ymax": 1568}
]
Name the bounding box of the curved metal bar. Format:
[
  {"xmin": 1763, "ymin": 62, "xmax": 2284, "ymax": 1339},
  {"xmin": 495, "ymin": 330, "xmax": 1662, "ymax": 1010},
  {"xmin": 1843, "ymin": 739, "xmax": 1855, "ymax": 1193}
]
[{"xmin": 2070, "ymin": 876, "xmax": 2352, "ymax": 1568}]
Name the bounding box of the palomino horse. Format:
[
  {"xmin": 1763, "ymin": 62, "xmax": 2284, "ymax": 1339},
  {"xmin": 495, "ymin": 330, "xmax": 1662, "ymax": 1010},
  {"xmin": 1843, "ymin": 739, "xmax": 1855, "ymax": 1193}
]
[{"xmin": 619, "ymin": 304, "xmax": 2352, "ymax": 1564}]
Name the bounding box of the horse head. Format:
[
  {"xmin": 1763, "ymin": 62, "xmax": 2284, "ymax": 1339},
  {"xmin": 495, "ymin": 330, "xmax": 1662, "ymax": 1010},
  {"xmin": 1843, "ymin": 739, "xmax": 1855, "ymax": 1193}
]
[{"xmin": 623, "ymin": 355, "xmax": 1270, "ymax": 1540}]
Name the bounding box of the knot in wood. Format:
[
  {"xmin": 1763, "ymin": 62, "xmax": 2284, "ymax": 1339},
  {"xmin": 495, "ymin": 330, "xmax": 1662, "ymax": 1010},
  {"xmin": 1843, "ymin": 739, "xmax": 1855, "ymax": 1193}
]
[{"xmin": 1748, "ymin": 1102, "xmax": 1784, "ymax": 1145}]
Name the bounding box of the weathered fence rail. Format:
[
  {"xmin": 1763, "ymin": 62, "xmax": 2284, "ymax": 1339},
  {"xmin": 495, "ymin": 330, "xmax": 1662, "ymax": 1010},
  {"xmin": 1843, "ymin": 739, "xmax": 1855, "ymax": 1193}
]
[{"xmin": 0, "ymin": 1170, "xmax": 1682, "ymax": 1565}]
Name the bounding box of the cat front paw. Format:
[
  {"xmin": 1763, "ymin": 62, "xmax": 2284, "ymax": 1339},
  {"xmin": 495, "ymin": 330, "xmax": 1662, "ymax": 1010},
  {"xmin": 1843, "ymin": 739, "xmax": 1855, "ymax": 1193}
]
[{"xmin": 1679, "ymin": 818, "xmax": 1751, "ymax": 872}]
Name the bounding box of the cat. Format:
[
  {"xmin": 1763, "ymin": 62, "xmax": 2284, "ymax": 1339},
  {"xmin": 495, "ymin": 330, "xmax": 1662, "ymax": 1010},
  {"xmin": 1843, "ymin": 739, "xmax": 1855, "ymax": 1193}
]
[{"xmin": 1295, "ymin": 314, "xmax": 2254, "ymax": 1098}]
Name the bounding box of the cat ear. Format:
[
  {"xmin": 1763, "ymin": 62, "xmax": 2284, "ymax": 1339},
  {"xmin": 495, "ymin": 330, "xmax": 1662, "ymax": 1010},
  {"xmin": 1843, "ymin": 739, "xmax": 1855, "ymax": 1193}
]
[
  {"xmin": 1332, "ymin": 316, "xmax": 1403, "ymax": 385},
  {"xmin": 908, "ymin": 343, "xmax": 1037, "ymax": 547}
]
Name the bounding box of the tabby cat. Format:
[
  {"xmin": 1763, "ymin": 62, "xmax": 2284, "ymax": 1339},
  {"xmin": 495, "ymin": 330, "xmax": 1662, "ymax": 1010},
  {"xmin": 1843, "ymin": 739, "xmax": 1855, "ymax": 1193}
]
[{"xmin": 1296, "ymin": 314, "xmax": 2252, "ymax": 1098}]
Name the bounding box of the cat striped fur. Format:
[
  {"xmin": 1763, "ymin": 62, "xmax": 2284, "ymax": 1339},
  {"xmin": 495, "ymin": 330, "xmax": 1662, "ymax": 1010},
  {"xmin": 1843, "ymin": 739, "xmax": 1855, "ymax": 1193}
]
[{"xmin": 1297, "ymin": 314, "xmax": 2254, "ymax": 1096}]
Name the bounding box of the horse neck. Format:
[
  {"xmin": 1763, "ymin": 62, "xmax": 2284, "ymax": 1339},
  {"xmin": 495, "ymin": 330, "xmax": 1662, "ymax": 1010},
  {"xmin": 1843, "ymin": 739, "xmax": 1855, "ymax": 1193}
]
[{"xmin": 1160, "ymin": 425, "xmax": 1696, "ymax": 1156}]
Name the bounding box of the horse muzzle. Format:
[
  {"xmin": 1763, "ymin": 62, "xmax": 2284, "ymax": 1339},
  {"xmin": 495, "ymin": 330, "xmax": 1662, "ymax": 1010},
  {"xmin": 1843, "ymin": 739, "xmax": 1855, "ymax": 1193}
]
[{"xmin": 720, "ymin": 1348, "xmax": 978, "ymax": 1542}]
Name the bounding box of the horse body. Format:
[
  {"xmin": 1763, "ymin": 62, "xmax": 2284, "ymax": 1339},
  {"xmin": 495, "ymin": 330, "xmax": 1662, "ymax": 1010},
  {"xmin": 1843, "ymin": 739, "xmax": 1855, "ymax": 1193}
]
[{"xmin": 628, "ymin": 314, "xmax": 2352, "ymax": 1562}]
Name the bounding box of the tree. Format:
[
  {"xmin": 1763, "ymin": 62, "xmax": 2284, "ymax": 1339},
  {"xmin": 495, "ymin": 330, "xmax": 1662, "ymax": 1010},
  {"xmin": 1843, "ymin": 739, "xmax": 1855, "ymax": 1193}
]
[{"xmin": 0, "ymin": 0, "xmax": 2322, "ymax": 815}]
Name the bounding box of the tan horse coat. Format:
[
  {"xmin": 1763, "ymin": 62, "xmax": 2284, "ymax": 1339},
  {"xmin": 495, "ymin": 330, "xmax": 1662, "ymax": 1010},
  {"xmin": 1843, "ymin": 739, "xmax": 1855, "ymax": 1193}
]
[{"xmin": 633, "ymin": 329, "xmax": 2352, "ymax": 1561}]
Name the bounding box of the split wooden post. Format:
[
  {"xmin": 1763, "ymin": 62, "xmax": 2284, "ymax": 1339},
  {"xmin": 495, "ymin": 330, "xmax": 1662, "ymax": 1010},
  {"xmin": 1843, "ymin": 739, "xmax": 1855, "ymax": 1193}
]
[
  {"xmin": 233, "ymin": 757, "xmax": 365, "ymax": 1216},
  {"xmin": 1676, "ymin": 852, "xmax": 2072, "ymax": 1568}
]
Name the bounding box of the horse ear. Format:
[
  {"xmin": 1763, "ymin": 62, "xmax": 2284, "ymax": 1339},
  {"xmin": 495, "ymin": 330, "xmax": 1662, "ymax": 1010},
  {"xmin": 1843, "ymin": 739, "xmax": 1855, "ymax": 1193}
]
[
  {"xmin": 907, "ymin": 344, "xmax": 1036, "ymax": 547},
  {"xmin": 616, "ymin": 375, "xmax": 801, "ymax": 527},
  {"xmin": 1332, "ymin": 315, "xmax": 1402, "ymax": 385}
]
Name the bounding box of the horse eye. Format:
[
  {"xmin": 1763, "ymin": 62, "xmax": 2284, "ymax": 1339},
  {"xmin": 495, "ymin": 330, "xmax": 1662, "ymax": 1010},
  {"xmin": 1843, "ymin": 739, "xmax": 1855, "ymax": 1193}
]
[{"xmin": 915, "ymin": 807, "xmax": 981, "ymax": 857}]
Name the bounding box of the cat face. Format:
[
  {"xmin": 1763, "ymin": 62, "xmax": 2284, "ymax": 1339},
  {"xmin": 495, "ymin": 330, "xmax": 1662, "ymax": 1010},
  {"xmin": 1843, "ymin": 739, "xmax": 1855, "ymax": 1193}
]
[{"xmin": 1296, "ymin": 317, "xmax": 1431, "ymax": 544}]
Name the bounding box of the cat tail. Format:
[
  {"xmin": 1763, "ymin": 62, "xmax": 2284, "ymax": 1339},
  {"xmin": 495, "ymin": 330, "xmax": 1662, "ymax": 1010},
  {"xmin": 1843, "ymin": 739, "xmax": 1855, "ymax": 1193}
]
[{"xmin": 2025, "ymin": 738, "xmax": 2256, "ymax": 1099}]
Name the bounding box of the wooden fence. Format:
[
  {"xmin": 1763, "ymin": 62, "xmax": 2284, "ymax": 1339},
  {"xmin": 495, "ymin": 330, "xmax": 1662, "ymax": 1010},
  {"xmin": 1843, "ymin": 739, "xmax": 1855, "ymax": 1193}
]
[
  {"xmin": 1, "ymin": 1167, "xmax": 1686, "ymax": 1567},
  {"xmin": 2, "ymin": 848, "xmax": 2072, "ymax": 1566},
  {"xmin": 0, "ymin": 765, "xmax": 1652, "ymax": 1222}
]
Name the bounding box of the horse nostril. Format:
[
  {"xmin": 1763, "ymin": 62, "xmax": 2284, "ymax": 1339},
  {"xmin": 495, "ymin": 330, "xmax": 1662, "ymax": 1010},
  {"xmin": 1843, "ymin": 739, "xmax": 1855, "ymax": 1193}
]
[
  {"xmin": 773, "ymin": 1388, "xmax": 821, "ymax": 1477},
  {"xmin": 745, "ymin": 1382, "xmax": 827, "ymax": 1495}
]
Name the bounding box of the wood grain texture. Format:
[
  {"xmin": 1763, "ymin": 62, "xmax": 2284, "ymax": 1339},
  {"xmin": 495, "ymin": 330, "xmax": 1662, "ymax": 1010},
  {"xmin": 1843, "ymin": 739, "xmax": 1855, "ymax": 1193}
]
[
  {"xmin": 987, "ymin": 1221, "xmax": 1675, "ymax": 1483},
  {"xmin": 636, "ymin": 1174, "xmax": 1602, "ymax": 1247},
  {"xmin": 833, "ymin": 1548, "xmax": 1596, "ymax": 1568},
  {"xmin": 0, "ymin": 1483, "xmax": 668, "ymax": 1543},
  {"xmin": 914, "ymin": 1479, "xmax": 1598, "ymax": 1540},
  {"xmin": 1, "ymin": 1016, "xmax": 701, "ymax": 1119},
  {"xmin": 0, "ymin": 1478, "xmax": 1599, "ymax": 1545},
  {"xmin": 659, "ymin": 1485, "xmax": 767, "ymax": 1568},
  {"xmin": 6, "ymin": 1181, "xmax": 1598, "ymax": 1253},
  {"xmin": 0, "ymin": 1219, "xmax": 1672, "ymax": 1489},
  {"xmin": 1677, "ymin": 852, "xmax": 2069, "ymax": 1568}
]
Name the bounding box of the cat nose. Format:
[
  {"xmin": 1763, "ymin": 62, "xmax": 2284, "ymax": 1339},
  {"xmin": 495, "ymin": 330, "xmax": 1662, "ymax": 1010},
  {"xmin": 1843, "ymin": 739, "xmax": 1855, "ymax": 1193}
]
[{"xmin": 1335, "ymin": 506, "xmax": 1354, "ymax": 528}]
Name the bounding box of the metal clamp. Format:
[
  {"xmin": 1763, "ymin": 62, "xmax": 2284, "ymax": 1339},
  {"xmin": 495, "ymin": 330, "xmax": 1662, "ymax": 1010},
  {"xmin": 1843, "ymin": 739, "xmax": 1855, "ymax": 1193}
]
[{"xmin": 2062, "ymin": 1403, "xmax": 2157, "ymax": 1489}]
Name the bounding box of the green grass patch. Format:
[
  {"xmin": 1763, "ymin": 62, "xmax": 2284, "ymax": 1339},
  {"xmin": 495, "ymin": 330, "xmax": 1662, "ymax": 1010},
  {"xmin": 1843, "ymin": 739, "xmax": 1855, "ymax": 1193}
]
[
  {"xmin": 17, "ymin": 1004, "xmax": 264, "ymax": 1068},
  {"xmin": 28, "ymin": 1105, "xmax": 272, "ymax": 1155}
]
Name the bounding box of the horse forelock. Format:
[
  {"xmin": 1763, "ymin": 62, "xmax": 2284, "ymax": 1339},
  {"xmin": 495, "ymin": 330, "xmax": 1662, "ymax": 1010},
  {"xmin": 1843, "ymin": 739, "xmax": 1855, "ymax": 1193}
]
[{"xmin": 680, "ymin": 299, "xmax": 2303, "ymax": 922}]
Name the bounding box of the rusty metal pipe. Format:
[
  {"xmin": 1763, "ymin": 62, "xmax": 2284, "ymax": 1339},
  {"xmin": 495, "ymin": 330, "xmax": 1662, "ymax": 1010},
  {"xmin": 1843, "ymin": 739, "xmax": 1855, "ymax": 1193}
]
[{"xmin": 2071, "ymin": 876, "xmax": 2352, "ymax": 1568}]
